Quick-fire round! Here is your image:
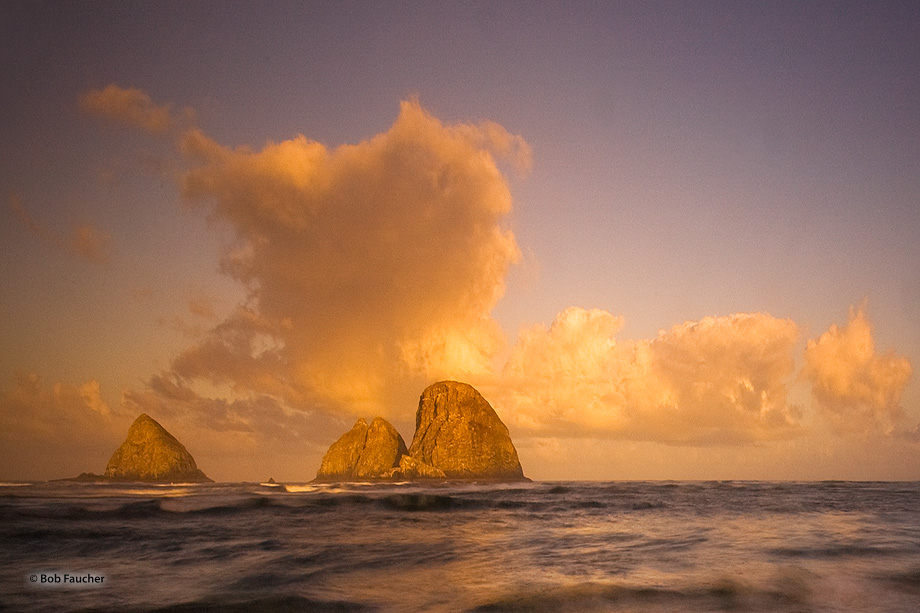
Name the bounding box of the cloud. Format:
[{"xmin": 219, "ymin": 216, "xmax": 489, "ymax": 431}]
[
  {"xmin": 804, "ymin": 306, "xmax": 912, "ymax": 434},
  {"xmin": 70, "ymin": 224, "xmax": 112, "ymax": 264},
  {"xmin": 156, "ymin": 293, "xmax": 221, "ymax": 339},
  {"xmin": 188, "ymin": 294, "xmax": 217, "ymax": 319},
  {"xmin": 79, "ymin": 84, "xmax": 181, "ymax": 134},
  {"xmin": 153, "ymin": 98, "xmax": 525, "ymax": 418},
  {"xmin": 498, "ymin": 307, "xmax": 801, "ymax": 444},
  {"xmin": 501, "ymin": 307, "xmax": 627, "ymax": 432},
  {"xmin": 0, "ymin": 373, "xmax": 124, "ymax": 479},
  {"xmin": 0, "ymin": 368, "xmax": 320, "ymax": 482},
  {"xmin": 9, "ymin": 193, "xmax": 111, "ymax": 264},
  {"xmin": 122, "ymin": 373, "xmax": 345, "ymax": 481},
  {"xmin": 168, "ymin": 307, "xmax": 292, "ymax": 399}
]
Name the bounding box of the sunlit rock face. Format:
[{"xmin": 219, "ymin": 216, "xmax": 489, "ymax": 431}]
[
  {"xmin": 356, "ymin": 417, "xmax": 409, "ymax": 478},
  {"xmin": 314, "ymin": 381, "xmax": 526, "ymax": 481},
  {"xmin": 104, "ymin": 414, "xmax": 212, "ymax": 482},
  {"xmin": 316, "ymin": 418, "xmax": 370, "ymax": 479},
  {"xmin": 315, "ymin": 417, "xmax": 407, "ymax": 481},
  {"xmin": 408, "ymin": 381, "xmax": 526, "ymax": 480}
]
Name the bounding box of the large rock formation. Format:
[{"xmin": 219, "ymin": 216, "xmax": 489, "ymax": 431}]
[
  {"xmin": 356, "ymin": 417, "xmax": 409, "ymax": 478},
  {"xmin": 390, "ymin": 454, "xmax": 446, "ymax": 480},
  {"xmin": 315, "ymin": 418, "xmax": 371, "ymax": 479},
  {"xmin": 315, "ymin": 417, "xmax": 408, "ymax": 481},
  {"xmin": 103, "ymin": 414, "xmax": 212, "ymax": 482},
  {"xmin": 408, "ymin": 381, "xmax": 525, "ymax": 480},
  {"xmin": 314, "ymin": 381, "xmax": 526, "ymax": 481}
]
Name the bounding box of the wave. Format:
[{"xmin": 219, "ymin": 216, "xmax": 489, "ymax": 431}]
[
  {"xmin": 1, "ymin": 492, "xmax": 499, "ymax": 521},
  {"xmin": 883, "ymin": 566, "xmax": 920, "ymax": 592},
  {"xmin": 0, "ymin": 481, "xmax": 749, "ymax": 521},
  {"xmin": 138, "ymin": 594, "xmax": 373, "ymax": 612},
  {"xmin": 6, "ymin": 480, "xmax": 919, "ymax": 523},
  {"xmin": 770, "ymin": 543, "xmax": 913, "ymax": 559},
  {"xmin": 283, "ymin": 485, "xmax": 318, "ymax": 493},
  {"xmin": 469, "ymin": 579, "xmax": 815, "ymax": 613}
]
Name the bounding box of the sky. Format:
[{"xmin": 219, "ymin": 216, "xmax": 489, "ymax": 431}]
[{"xmin": 2, "ymin": 1, "xmax": 919, "ymax": 481}]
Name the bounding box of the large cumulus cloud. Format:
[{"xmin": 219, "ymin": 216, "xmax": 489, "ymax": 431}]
[
  {"xmin": 499, "ymin": 307, "xmax": 802, "ymax": 444},
  {"xmin": 168, "ymin": 98, "xmax": 527, "ymax": 417},
  {"xmin": 804, "ymin": 306, "xmax": 912, "ymax": 434}
]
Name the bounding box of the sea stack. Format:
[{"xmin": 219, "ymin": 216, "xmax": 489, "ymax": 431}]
[
  {"xmin": 104, "ymin": 414, "xmax": 212, "ymax": 482},
  {"xmin": 315, "ymin": 417, "xmax": 408, "ymax": 481},
  {"xmin": 408, "ymin": 381, "xmax": 525, "ymax": 480},
  {"xmin": 314, "ymin": 381, "xmax": 526, "ymax": 481}
]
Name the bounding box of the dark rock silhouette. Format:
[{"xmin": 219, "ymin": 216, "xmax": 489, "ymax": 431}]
[
  {"xmin": 62, "ymin": 472, "xmax": 105, "ymax": 482},
  {"xmin": 103, "ymin": 414, "xmax": 212, "ymax": 482},
  {"xmin": 314, "ymin": 381, "xmax": 526, "ymax": 481},
  {"xmin": 408, "ymin": 381, "xmax": 525, "ymax": 480},
  {"xmin": 315, "ymin": 417, "xmax": 407, "ymax": 481}
]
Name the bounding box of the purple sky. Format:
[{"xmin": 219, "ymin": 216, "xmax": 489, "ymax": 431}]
[{"xmin": 2, "ymin": 1, "xmax": 919, "ymax": 481}]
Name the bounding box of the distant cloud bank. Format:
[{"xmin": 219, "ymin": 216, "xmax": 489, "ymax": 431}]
[{"xmin": 499, "ymin": 308, "xmax": 802, "ymax": 444}]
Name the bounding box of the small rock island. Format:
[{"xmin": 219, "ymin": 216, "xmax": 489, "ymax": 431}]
[
  {"xmin": 70, "ymin": 413, "xmax": 212, "ymax": 483},
  {"xmin": 315, "ymin": 381, "xmax": 527, "ymax": 482}
]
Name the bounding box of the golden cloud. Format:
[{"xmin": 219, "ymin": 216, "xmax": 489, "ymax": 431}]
[
  {"xmin": 0, "ymin": 373, "xmax": 123, "ymax": 479},
  {"xmin": 122, "ymin": 373, "xmax": 345, "ymax": 481},
  {"xmin": 167, "ymin": 99, "xmax": 524, "ymax": 416},
  {"xmin": 804, "ymin": 306, "xmax": 912, "ymax": 434},
  {"xmin": 80, "ymin": 84, "xmax": 179, "ymax": 134},
  {"xmin": 499, "ymin": 308, "xmax": 801, "ymax": 444}
]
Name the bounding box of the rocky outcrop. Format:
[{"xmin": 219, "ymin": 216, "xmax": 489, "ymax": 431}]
[
  {"xmin": 315, "ymin": 417, "xmax": 407, "ymax": 481},
  {"xmin": 314, "ymin": 381, "xmax": 526, "ymax": 482},
  {"xmin": 388, "ymin": 455, "xmax": 446, "ymax": 480},
  {"xmin": 103, "ymin": 414, "xmax": 212, "ymax": 482},
  {"xmin": 357, "ymin": 417, "xmax": 409, "ymax": 478},
  {"xmin": 315, "ymin": 418, "xmax": 371, "ymax": 479},
  {"xmin": 408, "ymin": 381, "xmax": 525, "ymax": 480}
]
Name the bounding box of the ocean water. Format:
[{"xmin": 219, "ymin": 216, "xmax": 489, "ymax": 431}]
[{"xmin": 1, "ymin": 481, "xmax": 919, "ymax": 612}]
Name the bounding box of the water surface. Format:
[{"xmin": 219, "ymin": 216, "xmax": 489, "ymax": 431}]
[{"xmin": 2, "ymin": 481, "xmax": 919, "ymax": 611}]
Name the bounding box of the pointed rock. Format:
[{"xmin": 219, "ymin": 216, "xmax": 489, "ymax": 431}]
[
  {"xmin": 315, "ymin": 417, "xmax": 407, "ymax": 481},
  {"xmin": 355, "ymin": 418, "xmax": 409, "ymax": 478},
  {"xmin": 408, "ymin": 381, "xmax": 526, "ymax": 480},
  {"xmin": 316, "ymin": 418, "xmax": 370, "ymax": 480},
  {"xmin": 104, "ymin": 414, "xmax": 212, "ymax": 482}
]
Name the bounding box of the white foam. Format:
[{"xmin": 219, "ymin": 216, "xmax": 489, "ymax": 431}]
[{"xmin": 283, "ymin": 485, "xmax": 321, "ymax": 493}]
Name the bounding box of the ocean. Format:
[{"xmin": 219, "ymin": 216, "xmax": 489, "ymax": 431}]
[{"xmin": 1, "ymin": 481, "xmax": 919, "ymax": 612}]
